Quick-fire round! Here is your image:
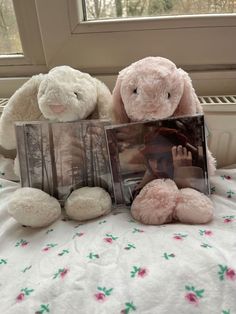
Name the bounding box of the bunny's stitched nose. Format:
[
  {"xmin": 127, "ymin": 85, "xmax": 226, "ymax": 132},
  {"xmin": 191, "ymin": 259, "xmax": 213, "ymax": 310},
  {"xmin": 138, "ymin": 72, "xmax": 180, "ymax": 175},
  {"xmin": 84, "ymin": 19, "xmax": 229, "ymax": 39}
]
[{"xmin": 49, "ymin": 104, "xmax": 65, "ymax": 114}]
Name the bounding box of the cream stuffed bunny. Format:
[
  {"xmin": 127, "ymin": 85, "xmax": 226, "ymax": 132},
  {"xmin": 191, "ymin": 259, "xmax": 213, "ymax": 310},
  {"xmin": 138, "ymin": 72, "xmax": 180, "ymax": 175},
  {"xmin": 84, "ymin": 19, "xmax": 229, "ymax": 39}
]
[
  {"xmin": 112, "ymin": 56, "xmax": 216, "ymax": 225},
  {"xmin": 0, "ymin": 66, "xmax": 113, "ymax": 227}
]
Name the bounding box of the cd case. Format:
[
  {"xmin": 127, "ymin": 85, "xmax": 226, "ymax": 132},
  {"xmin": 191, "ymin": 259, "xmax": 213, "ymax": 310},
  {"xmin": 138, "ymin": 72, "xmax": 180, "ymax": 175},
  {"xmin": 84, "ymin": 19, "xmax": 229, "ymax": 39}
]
[
  {"xmin": 105, "ymin": 114, "xmax": 210, "ymax": 205},
  {"xmin": 15, "ymin": 119, "xmax": 114, "ymax": 205}
]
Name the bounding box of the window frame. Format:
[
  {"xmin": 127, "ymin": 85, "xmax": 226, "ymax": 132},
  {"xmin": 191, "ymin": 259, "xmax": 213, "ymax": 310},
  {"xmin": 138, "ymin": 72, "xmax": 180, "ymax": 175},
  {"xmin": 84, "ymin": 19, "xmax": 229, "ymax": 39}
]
[
  {"xmin": 0, "ymin": 0, "xmax": 236, "ymax": 82},
  {"xmin": 34, "ymin": 0, "xmax": 236, "ymax": 75},
  {"xmin": 0, "ymin": 0, "xmax": 46, "ymax": 77}
]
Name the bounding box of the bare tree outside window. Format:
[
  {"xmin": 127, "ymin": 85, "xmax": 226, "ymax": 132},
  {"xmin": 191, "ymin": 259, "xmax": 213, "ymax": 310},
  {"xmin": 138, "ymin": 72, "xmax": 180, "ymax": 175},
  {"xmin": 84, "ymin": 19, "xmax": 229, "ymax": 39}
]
[
  {"xmin": 84, "ymin": 0, "xmax": 236, "ymax": 20},
  {"xmin": 0, "ymin": 0, "xmax": 22, "ymax": 55}
]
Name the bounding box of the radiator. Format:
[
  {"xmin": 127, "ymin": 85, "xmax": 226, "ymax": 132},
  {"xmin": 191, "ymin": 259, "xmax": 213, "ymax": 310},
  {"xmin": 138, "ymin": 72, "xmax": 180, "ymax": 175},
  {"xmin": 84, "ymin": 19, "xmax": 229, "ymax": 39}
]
[
  {"xmin": 0, "ymin": 98, "xmax": 8, "ymax": 113},
  {"xmin": 0, "ymin": 96, "xmax": 236, "ymax": 168},
  {"xmin": 199, "ymin": 95, "xmax": 236, "ymax": 168}
]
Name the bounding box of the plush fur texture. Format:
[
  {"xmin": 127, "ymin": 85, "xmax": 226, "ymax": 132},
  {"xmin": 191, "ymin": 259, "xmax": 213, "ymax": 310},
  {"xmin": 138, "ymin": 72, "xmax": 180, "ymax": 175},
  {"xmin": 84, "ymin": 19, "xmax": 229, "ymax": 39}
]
[
  {"xmin": 113, "ymin": 57, "xmax": 202, "ymax": 123},
  {"xmin": 131, "ymin": 179, "xmax": 179, "ymax": 225},
  {"xmin": 112, "ymin": 56, "xmax": 215, "ymax": 225},
  {"xmin": 0, "ymin": 66, "xmax": 113, "ymax": 150},
  {"xmin": 65, "ymin": 187, "xmax": 112, "ymax": 221},
  {"xmin": 7, "ymin": 188, "xmax": 62, "ymax": 228},
  {"xmin": 0, "ymin": 66, "xmax": 113, "ymax": 227}
]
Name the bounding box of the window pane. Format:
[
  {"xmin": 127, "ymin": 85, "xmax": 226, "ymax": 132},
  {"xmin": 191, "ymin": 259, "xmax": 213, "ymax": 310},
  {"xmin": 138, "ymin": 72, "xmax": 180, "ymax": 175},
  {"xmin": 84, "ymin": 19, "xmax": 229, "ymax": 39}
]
[
  {"xmin": 0, "ymin": 0, "xmax": 22, "ymax": 55},
  {"xmin": 84, "ymin": 0, "xmax": 236, "ymax": 20}
]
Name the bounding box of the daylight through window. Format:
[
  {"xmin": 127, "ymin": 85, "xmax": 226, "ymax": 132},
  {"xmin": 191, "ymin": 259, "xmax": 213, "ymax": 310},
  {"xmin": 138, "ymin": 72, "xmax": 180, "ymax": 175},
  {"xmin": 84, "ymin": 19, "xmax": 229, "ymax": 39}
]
[
  {"xmin": 0, "ymin": 0, "xmax": 22, "ymax": 55},
  {"xmin": 83, "ymin": 0, "xmax": 236, "ymax": 20}
]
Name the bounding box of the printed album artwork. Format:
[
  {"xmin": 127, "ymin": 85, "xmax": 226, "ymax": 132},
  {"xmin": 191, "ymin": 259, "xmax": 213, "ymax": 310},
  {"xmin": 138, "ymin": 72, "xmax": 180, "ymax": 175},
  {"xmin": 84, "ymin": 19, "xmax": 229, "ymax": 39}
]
[
  {"xmin": 15, "ymin": 120, "xmax": 113, "ymax": 205},
  {"xmin": 105, "ymin": 114, "xmax": 210, "ymax": 206}
]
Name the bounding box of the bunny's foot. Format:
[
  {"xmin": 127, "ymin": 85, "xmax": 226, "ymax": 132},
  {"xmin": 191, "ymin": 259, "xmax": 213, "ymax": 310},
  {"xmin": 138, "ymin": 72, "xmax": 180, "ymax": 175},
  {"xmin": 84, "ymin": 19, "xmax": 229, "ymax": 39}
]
[
  {"xmin": 131, "ymin": 179, "xmax": 179, "ymax": 225},
  {"xmin": 65, "ymin": 187, "xmax": 112, "ymax": 221},
  {"xmin": 131, "ymin": 179, "xmax": 214, "ymax": 225},
  {"xmin": 7, "ymin": 187, "xmax": 61, "ymax": 227},
  {"xmin": 175, "ymin": 188, "xmax": 213, "ymax": 224}
]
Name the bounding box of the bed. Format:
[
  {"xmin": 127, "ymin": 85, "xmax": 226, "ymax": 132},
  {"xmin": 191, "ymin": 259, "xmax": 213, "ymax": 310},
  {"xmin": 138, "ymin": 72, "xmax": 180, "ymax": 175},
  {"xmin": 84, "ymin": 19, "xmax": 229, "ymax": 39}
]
[{"xmin": 0, "ymin": 156, "xmax": 236, "ymax": 313}]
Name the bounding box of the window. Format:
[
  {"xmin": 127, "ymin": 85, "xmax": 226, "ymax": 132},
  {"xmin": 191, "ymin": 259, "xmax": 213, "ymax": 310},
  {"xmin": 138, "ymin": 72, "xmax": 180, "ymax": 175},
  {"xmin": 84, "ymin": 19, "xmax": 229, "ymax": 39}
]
[
  {"xmin": 84, "ymin": 0, "xmax": 236, "ymax": 20},
  {"xmin": 0, "ymin": 0, "xmax": 46, "ymax": 77},
  {"xmin": 34, "ymin": 0, "xmax": 236, "ymax": 76},
  {"xmin": 0, "ymin": 0, "xmax": 22, "ymax": 55},
  {"xmin": 0, "ymin": 0, "xmax": 236, "ymax": 96}
]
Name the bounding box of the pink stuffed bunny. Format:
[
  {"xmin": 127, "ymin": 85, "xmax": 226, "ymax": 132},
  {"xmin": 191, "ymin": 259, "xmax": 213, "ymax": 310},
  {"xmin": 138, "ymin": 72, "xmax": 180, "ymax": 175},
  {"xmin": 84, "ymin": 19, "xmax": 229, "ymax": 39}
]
[{"xmin": 112, "ymin": 56, "xmax": 215, "ymax": 225}]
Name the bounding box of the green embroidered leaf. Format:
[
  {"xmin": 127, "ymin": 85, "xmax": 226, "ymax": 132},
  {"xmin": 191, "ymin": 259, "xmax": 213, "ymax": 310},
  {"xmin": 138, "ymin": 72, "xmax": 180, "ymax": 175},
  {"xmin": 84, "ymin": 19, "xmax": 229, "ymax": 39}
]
[
  {"xmin": 20, "ymin": 288, "xmax": 34, "ymax": 296},
  {"xmin": 42, "ymin": 304, "xmax": 50, "ymax": 313},
  {"xmin": 58, "ymin": 249, "xmax": 69, "ymax": 256},
  {"xmin": 125, "ymin": 302, "xmax": 136, "ymax": 311},
  {"xmin": 132, "ymin": 228, "xmax": 144, "ymax": 233},
  {"xmin": 163, "ymin": 253, "xmax": 168, "ymax": 260},
  {"xmin": 46, "ymin": 229, "xmax": 54, "ymax": 234},
  {"xmin": 0, "ymin": 259, "xmax": 7, "ymax": 265},
  {"xmin": 35, "ymin": 304, "xmax": 50, "ymax": 314},
  {"xmin": 22, "ymin": 265, "xmax": 32, "ymax": 273},
  {"xmin": 105, "ymin": 288, "xmax": 113, "ymax": 296},
  {"xmin": 218, "ymin": 265, "xmax": 228, "ymax": 273},
  {"xmin": 90, "ymin": 253, "xmax": 99, "ymax": 259},
  {"xmin": 52, "ymin": 268, "xmax": 64, "ymax": 279},
  {"xmin": 185, "ymin": 285, "xmax": 191, "ymax": 291},
  {"xmin": 196, "ymin": 289, "xmax": 204, "ymax": 298}
]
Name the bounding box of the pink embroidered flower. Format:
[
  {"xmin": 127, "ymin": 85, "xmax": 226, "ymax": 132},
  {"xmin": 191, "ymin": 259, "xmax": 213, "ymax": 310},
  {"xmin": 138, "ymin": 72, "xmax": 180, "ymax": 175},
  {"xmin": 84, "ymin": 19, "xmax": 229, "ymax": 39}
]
[
  {"xmin": 138, "ymin": 268, "xmax": 148, "ymax": 278},
  {"xmin": 42, "ymin": 247, "xmax": 50, "ymax": 252},
  {"xmin": 15, "ymin": 239, "xmax": 29, "ymax": 248},
  {"xmin": 185, "ymin": 285, "xmax": 204, "ymax": 304},
  {"xmin": 104, "ymin": 237, "xmax": 113, "ymax": 243},
  {"xmin": 94, "ymin": 292, "xmax": 106, "ymax": 302},
  {"xmin": 224, "ymin": 218, "xmax": 232, "ymax": 223},
  {"xmin": 60, "ymin": 268, "xmax": 69, "ymax": 279},
  {"xmin": 226, "ymin": 268, "xmax": 236, "ymax": 280},
  {"xmin": 77, "ymin": 232, "xmax": 84, "ymax": 237},
  {"xmin": 173, "ymin": 235, "xmax": 182, "ymax": 240},
  {"xmin": 204, "ymin": 230, "xmax": 213, "ymax": 236},
  {"xmin": 94, "ymin": 287, "xmax": 113, "ymax": 302},
  {"xmin": 185, "ymin": 292, "xmax": 199, "ymax": 306},
  {"xmin": 16, "ymin": 293, "xmax": 25, "ymax": 302},
  {"xmin": 131, "ymin": 266, "xmax": 148, "ymax": 278}
]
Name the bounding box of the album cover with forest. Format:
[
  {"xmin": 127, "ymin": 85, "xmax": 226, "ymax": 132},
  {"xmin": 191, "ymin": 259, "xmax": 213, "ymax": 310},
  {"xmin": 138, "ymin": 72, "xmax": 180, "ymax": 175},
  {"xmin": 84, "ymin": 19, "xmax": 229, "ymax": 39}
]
[{"xmin": 15, "ymin": 120, "xmax": 113, "ymax": 204}]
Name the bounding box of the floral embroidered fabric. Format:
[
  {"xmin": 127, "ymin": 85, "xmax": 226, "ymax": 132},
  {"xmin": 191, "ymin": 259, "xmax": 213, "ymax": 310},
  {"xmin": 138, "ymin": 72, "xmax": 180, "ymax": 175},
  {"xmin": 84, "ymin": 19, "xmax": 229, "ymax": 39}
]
[{"xmin": 0, "ymin": 164, "xmax": 235, "ymax": 313}]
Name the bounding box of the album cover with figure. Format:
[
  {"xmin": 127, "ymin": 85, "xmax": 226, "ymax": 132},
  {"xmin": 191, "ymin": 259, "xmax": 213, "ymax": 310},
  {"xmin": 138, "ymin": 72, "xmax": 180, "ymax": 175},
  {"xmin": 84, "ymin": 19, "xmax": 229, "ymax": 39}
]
[
  {"xmin": 105, "ymin": 114, "xmax": 210, "ymax": 206},
  {"xmin": 15, "ymin": 120, "xmax": 114, "ymax": 205}
]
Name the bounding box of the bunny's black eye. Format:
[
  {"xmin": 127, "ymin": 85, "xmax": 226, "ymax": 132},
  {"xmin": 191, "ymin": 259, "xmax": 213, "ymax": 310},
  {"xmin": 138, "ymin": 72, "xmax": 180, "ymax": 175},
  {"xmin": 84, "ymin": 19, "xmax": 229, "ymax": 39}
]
[
  {"xmin": 74, "ymin": 92, "xmax": 80, "ymax": 98},
  {"xmin": 133, "ymin": 88, "xmax": 138, "ymax": 94},
  {"xmin": 167, "ymin": 93, "xmax": 171, "ymax": 99}
]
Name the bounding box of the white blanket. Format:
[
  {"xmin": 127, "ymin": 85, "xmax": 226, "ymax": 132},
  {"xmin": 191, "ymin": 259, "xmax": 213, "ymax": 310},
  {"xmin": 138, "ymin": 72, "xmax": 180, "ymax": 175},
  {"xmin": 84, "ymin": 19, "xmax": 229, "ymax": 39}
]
[{"xmin": 0, "ymin": 157, "xmax": 236, "ymax": 314}]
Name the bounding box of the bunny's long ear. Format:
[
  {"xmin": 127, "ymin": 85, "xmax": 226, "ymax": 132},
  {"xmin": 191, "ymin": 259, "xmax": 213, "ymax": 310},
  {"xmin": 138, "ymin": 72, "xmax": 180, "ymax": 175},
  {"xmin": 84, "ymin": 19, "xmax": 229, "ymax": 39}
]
[
  {"xmin": 174, "ymin": 69, "xmax": 203, "ymax": 116},
  {"xmin": 0, "ymin": 74, "xmax": 44, "ymax": 150},
  {"xmin": 112, "ymin": 74, "xmax": 130, "ymax": 124},
  {"xmin": 174, "ymin": 69, "xmax": 217, "ymax": 174},
  {"xmin": 89, "ymin": 78, "xmax": 114, "ymax": 121}
]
